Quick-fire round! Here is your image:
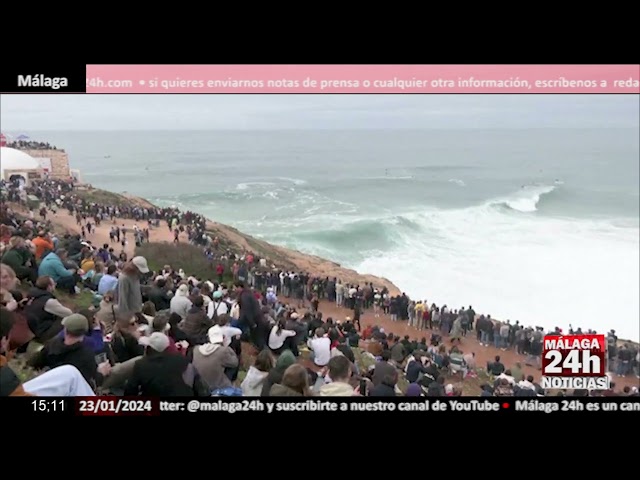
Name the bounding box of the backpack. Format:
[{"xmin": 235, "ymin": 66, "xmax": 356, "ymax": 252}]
[{"xmin": 211, "ymin": 301, "xmax": 225, "ymax": 322}]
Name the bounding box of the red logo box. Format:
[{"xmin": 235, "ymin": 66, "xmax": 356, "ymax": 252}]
[{"xmin": 542, "ymin": 334, "xmax": 606, "ymax": 377}]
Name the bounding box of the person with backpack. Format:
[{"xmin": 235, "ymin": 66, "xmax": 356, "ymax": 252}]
[{"xmin": 207, "ymin": 290, "xmax": 229, "ymax": 321}]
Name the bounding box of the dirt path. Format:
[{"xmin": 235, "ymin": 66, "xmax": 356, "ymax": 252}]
[{"xmin": 39, "ymin": 208, "xmax": 178, "ymax": 258}]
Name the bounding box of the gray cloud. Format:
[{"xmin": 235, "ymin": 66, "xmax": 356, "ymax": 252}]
[{"xmin": 0, "ymin": 94, "xmax": 637, "ymax": 130}]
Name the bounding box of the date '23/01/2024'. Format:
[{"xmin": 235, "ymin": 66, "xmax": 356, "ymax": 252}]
[{"xmin": 77, "ymin": 399, "xmax": 153, "ymax": 414}]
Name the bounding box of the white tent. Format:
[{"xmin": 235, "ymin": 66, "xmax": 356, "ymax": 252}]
[{"xmin": 0, "ymin": 147, "xmax": 41, "ymax": 181}]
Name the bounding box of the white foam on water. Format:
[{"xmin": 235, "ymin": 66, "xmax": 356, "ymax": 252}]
[
  {"xmin": 165, "ymin": 183, "xmax": 639, "ymax": 341},
  {"xmin": 364, "ymin": 175, "xmax": 414, "ymax": 180},
  {"xmin": 353, "ymin": 199, "xmax": 640, "ymax": 340},
  {"xmin": 262, "ymin": 190, "xmax": 279, "ymax": 199},
  {"xmin": 236, "ymin": 181, "xmax": 275, "ymax": 190},
  {"xmin": 277, "ymin": 177, "xmax": 307, "ymax": 185}
]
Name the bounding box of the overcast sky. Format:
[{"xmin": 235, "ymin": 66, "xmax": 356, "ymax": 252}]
[{"xmin": 1, "ymin": 94, "xmax": 638, "ymax": 130}]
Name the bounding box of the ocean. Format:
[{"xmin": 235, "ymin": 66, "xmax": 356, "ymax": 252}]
[{"xmin": 25, "ymin": 129, "xmax": 640, "ymax": 340}]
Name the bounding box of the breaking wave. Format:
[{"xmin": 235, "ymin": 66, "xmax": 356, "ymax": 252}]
[{"xmin": 489, "ymin": 184, "xmax": 557, "ymax": 213}]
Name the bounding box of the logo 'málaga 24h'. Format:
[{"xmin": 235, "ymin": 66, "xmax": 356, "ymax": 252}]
[{"xmin": 542, "ymin": 334, "xmax": 610, "ymax": 390}]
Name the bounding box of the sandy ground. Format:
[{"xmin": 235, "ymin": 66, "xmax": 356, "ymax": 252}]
[
  {"xmin": 42, "ymin": 208, "xmax": 177, "ymax": 257},
  {"xmin": 20, "ymin": 205, "xmax": 640, "ymax": 392}
]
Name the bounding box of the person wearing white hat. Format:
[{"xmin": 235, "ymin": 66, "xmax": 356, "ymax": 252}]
[
  {"xmin": 191, "ymin": 325, "xmax": 239, "ymax": 391},
  {"xmin": 125, "ymin": 332, "xmax": 202, "ymax": 396},
  {"xmin": 170, "ymin": 284, "xmax": 192, "ymax": 320},
  {"xmin": 131, "ymin": 256, "xmax": 150, "ymax": 274},
  {"xmin": 138, "ymin": 331, "xmax": 170, "ymax": 353},
  {"xmin": 117, "ymin": 256, "xmax": 149, "ymax": 314}
]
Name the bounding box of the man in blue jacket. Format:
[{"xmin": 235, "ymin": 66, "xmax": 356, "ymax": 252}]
[{"xmin": 38, "ymin": 248, "xmax": 79, "ymax": 294}]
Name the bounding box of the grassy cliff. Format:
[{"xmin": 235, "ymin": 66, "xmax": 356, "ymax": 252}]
[{"xmin": 78, "ymin": 187, "xmax": 400, "ymax": 292}]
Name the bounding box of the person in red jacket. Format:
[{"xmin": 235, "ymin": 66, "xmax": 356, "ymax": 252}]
[{"xmin": 215, "ymin": 263, "xmax": 224, "ymax": 283}]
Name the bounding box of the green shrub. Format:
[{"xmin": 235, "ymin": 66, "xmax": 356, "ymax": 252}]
[
  {"xmin": 74, "ymin": 189, "xmax": 131, "ymax": 207},
  {"xmin": 135, "ymin": 242, "xmax": 234, "ymax": 283}
]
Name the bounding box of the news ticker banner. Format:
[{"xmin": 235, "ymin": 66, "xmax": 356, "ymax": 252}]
[
  {"xmin": 13, "ymin": 397, "xmax": 640, "ymax": 416},
  {"xmin": 1, "ymin": 65, "xmax": 639, "ymax": 94}
]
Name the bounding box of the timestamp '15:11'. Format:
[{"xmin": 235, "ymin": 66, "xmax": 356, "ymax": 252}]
[{"xmin": 32, "ymin": 399, "xmax": 66, "ymax": 412}]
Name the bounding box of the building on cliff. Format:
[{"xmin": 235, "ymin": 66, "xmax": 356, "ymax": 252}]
[
  {"xmin": 0, "ymin": 134, "xmax": 73, "ymax": 182},
  {"xmin": 17, "ymin": 148, "xmax": 71, "ymax": 180}
]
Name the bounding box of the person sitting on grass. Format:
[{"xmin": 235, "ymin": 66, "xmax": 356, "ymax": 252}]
[
  {"xmin": 1, "ymin": 264, "xmax": 20, "ymax": 311},
  {"xmin": 270, "ymin": 363, "xmax": 312, "ymax": 396},
  {"xmin": 27, "ymin": 313, "xmax": 112, "ymax": 390},
  {"xmin": 23, "ymin": 275, "xmax": 73, "ymax": 344},
  {"xmin": 110, "ymin": 313, "xmax": 145, "ymax": 363},
  {"xmin": 95, "ymin": 290, "xmax": 118, "ymax": 335},
  {"xmin": 38, "ymin": 248, "xmax": 80, "ymax": 295},
  {"xmin": 268, "ymin": 318, "xmax": 297, "ymax": 356},
  {"xmin": 261, "ymin": 349, "xmax": 296, "ymax": 396},
  {"xmin": 149, "ymin": 310, "xmax": 184, "ymax": 355},
  {"xmin": 369, "ymin": 368, "xmax": 397, "ymax": 397},
  {"xmin": 487, "ymin": 355, "xmax": 505, "ymax": 377},
  {"xmin": 448, "ymin": 346, "xmax": 467, "ymax": 377},
  {"xmin": 241, "ymin": 349, "xmax": 274, "ymax": 397},
  {"xmin": 2, "ymin": 236, "xmax": 37, "ymax": 285},
  {"xmin": 55, "ymin": 308, "xmax": 105, "ymax": 354},
  {"xmin": 318, "ymin": 355, "xmax": 357, "ymax": 396},
  {"xmin": 307, "ymin": 327, "xmax": 331, "ymax": 367},
  {"xmin": 0, "ymin": 307, "xmax": 96, "ymax": 396},
  {"xmin": 191, "ymin": 325, "xmax": 239, "ymax": 391},
  {"xmin": 216, "ymin": 314, "xmax": 242, "ymax": 356},
  {"xmin": 125, "ymin": 332, "xmax": 208, "ymax": 397},
  {"xmin": 372, "ymin": 350, "xmax": 396, "ymax": 387}
]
